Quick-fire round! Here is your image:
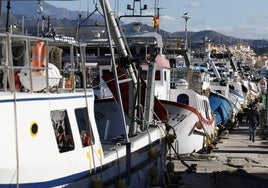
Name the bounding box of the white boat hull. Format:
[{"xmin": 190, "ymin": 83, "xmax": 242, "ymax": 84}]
[
  {"xmin": 0, "ymin": 93, "xmax": 166, "ymax": 187},
  {"xmin": 161, "ymin": 100, "xmax": 206, "ymax": 154}
]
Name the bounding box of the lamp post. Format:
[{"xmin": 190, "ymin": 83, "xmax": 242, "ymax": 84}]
[
  {"xmin": 264, "ymin": 76, "xmax": 268, "ymax": 138},
  {"xmin": 182, "ymin": 12, "xmax": 190, "ymax": 50}
]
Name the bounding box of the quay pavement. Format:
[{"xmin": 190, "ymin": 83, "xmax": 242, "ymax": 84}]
[{"xmin": 169, "ymin": 125, "xmax": 268, "ymax": 188}]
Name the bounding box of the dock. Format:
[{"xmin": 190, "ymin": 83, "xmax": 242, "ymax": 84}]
[{"xmin": 168, "ymin": 125, "xmax": 268, "ymax": 188}]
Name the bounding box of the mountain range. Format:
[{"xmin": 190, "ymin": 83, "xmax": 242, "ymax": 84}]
[{"xmin": 1, "ymin": 1, "xmax": 268, "ymax": 55}]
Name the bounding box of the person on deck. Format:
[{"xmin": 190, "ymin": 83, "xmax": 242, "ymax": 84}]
[{"xmin": 246, "ymin": 103, "xmax": 259, "ymax": 142}]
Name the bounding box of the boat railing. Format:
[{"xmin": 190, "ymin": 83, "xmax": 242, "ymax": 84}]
[{"xmin": 0, "ymin": 33, "xmax": 89, "ymax": 94}]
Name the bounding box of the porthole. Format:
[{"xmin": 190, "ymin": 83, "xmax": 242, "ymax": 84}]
[{"xmin": 30, "ymin": 121, "xmax": 38, "ymax": 137}]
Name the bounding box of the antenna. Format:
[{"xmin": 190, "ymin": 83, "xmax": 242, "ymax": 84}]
[
  {"xmin": 127, "ymin": 0, "xmax": 147, "ymax": 16},
  {"xmin": 119, "ymin": 0, "xmax": 154, "ymax": 23}
]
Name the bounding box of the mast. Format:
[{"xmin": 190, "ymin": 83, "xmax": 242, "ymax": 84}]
[
  {"xmin": 154, "ymin": 0, "xmax": 160, "ymax": 33},
  {"xmin": 99, "ymin": 0, "xmax": 160, "ymax": 134},
  {"xmin": 204, "ymin": 37, "xmax": 222, "ymax": 83},
  {"xmin": 5, "ymin": 0, "xmax": 10, "ymax": 32},
  {"xmin": 99, "ymin": 0, "xmax": 140, "ymax": 136},
  {"xmin": 0, "ymin": 0, "xmax": 2, "ymax": 23}
]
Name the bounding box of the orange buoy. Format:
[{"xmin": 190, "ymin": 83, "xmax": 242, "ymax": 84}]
[
  {"xmin": 91, "ymin": 178, "xmax": 103, "ymax": 188},
  {"xmin": 32, "ymin": 41, "xmax": 46, "ymax": 75},
  {"xmin": 165, "ymin": 134, "xmax": 175, "ymax": 144},
  {"xmin": 195, "ymin": 121, "xmax": 203, "ymax": 130},
  {"xmin": 65, "ymin": 79, "xmax": 72, "ymax": 88},
  {"xmin": 149, "ymin": 147, "xmax": 158, "ymax": 159}
]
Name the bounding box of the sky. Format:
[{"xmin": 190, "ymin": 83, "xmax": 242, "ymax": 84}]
[{"xmin": 48, "ymin": 0, "xmax": 268, "ymax": 40}]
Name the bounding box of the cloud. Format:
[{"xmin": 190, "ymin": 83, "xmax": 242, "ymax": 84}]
[
  {"xmin": 249, "ymin": 16, "xmax": 268, "ymax": 24},
  {"xmin": 214, "ymin": 25, "xmax": 268, "ymax": 40},
  {"xmin": 160, "ymin": 15, "xmax": 177, "ymax": 22},
  {"xmin": 159, "ymin": 15, "xmax": 181, "ymax": 32},
  {"xmin": 187, "ymin": 2, "xmax": 201, "ymax": 8}
]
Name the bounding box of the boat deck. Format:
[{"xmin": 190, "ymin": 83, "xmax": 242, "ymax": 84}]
[{"xmin": 101, "ymin": 125, "xmax": 162, "ymax": 150}]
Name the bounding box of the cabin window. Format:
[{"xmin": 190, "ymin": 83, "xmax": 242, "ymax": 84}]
[
  {"xmin": 75, "ymin": 107, "xmax": 95, "ymax": 147},
  {"xmin": 242, "ymin": 84, "xmax": 248, "ymax": 93},
  {"xmin": 177, "ymin": 94, "xmax": 189, "ymax": 105},
  {"xmin": 229, "ymin": 84, "xmax": 235, "ymax": 90},
  {"xmin": 141, "ymin": 70, "xmax": 148, "ymax": 80},
  {"xmin": 164, "ymin": 71, "xmax": 167, "ymax": 81},
  {"xmin": 155, "ymin": 70, "xmax": 161, "ymax": 81},
  {"xmin": 203, "ymin": 100, "xmax": 210, "ymax": 119},
  {"xmin": 51, "ymin": 110, "xmax": 75, "ymax": 153}
]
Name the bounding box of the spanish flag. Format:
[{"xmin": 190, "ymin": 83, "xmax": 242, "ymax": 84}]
[{"xmin": 152, "ymin": 15, "xmax": 159, "ymax": 29}]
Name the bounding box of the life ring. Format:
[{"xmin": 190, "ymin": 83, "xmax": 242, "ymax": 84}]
[{"xmin": 32, "ymin": 41, "xmax": 46, "ymax": 75}]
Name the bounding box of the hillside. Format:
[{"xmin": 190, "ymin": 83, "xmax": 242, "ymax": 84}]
[{"xmin": 1, "ymin": 1, "xmax": 268, "ymax": 55}]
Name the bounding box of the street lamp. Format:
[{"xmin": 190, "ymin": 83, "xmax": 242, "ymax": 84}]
[
  {"xmin": 182, "ymin": 12, "xmax": 190, "ymax": 50},
  {"xmin": 36, "ymin": 0, "xmax": 44, "ymax": 14}
]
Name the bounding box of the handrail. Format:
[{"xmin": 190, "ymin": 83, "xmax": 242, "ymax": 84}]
[{"xmin": 0, "ymin": 33, "xmax": 87, "ymax": 93}]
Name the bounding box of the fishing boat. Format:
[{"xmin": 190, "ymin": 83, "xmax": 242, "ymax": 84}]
[
  {"xmin": 165, "ymin": 38, "xmax": 235, "ymax": 130},
  {"xmin": 201, "ymin": 37, "xmax": 248, "ymax": 126},
  {"xmin": 0, "ymin": 1, "xmax": 169, "ymax": 188},
  {"xmin": 123, "ymin": 31, "xmax": 216, "ymax": 154},
  {"xmin": 160, "ymin": 80, "xmax": 216, "ymax": 154},
  {"xmin": 207, "ymin": 90, "xmax": 233, "ymax": 127},
  {"xmin": 92, "ymin": 28, "xmax": 217, "ymax": 154},
  {"xmin": 93, "ymin": 50, "xmax": 215, "ymax": 155}
]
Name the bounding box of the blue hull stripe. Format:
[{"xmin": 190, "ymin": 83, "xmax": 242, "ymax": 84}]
[
  {"xmin": 0, "ymin": 139, "xmax": 163, "ymax": 187},
  {"xmin": 0, "ymin": 94, "xmax": 93, "ymax": 103}
]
